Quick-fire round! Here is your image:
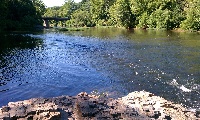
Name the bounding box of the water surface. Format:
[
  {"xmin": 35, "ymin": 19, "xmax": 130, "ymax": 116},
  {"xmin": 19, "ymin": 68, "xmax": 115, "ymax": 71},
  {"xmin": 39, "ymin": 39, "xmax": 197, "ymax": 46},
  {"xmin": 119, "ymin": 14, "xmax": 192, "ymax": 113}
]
[{"xmin": 0, "ymin": 28, "xmax": 199, "ymax": 110}]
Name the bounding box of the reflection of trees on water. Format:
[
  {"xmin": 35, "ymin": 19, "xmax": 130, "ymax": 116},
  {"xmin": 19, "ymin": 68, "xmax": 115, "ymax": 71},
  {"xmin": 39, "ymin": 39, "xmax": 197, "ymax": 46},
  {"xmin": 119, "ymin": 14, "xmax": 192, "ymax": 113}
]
[
  {"xmin": 0, "ymin": 34, "xmax": 44, "ymax": 89},
  {"xmin": 0, "ymin": 34, "xmax": 43, "ymax": 51},
  {"xmin": 0, "ymin": 30, "xmax": 199, "ymax": 109},
  {"xmin": 77, "ymin": 29, "xmax": 200, "ymax": 109}
]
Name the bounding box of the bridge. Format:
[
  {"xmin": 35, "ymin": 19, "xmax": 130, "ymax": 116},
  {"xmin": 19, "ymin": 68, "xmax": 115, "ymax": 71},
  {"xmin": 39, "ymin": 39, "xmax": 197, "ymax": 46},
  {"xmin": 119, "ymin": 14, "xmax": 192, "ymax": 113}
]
[{"xmin": 42, "ymin": 17, "xmax": 70, "ymax": 28}]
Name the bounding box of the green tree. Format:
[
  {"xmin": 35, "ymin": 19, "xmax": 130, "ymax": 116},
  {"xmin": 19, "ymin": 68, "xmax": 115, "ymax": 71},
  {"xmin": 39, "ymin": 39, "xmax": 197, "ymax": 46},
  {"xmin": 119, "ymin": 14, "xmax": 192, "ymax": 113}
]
[
  {"xmin": 43, "ymin": 7, "xmax": 60, "ymax": 17},
  {"xmin": 58, "ymin": 0, "xmax": 78, "ymax": 18},
  {"xmin": 130, "ymin": 0, "xmax": 184, "ymax": 30},
  {"xmin": 39, "ymin": 0, "xmax": 200, "ymax": 30},
  {"xmin": 109, "ymin": 0, "xmax": 135, "ymax": 28},
  {"xmin": 0, "ymin": 0, "xmax": 45, "ymax": 31},
  {"xmin": 69, "ymin": 0, "xmax": 95, "ymax": 27},
  {"xmin": 0, "ymin": 0, "xmax": 7, "ymax": 31},
  {"xmin": 32, "ymin": 0, "xmax": 46, "ymax": 16},
  {"xmin": 70, "ymin": 10, "xmax": 92, "ymax": 27},
  {"xmin": 90, "ymin": 0, "xmax": 115, "ymax": 26},
  {"xmin": 137, "ymin": 12, "xmax": 148, "ymax": 28},
  {"xmin": 181, "ymin": 0, "xmax": 200, "ymax": 31},
  {"xmin": 7, "ymin": 0, "xmax": 39, "ymax": 30}
]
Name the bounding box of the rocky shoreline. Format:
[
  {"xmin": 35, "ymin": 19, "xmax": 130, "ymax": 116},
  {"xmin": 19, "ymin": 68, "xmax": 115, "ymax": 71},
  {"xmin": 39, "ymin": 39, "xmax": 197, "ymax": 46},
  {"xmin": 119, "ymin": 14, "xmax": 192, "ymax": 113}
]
[{"xmin": 0, "ymin": 91, "xmax": 199, "ymax": 120}]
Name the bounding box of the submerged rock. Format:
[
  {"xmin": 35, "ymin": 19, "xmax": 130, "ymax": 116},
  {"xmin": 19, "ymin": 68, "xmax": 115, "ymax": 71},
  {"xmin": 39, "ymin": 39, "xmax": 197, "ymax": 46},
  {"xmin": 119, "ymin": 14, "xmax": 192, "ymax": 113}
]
[{"xmin": 0, "ymin": 91, "xmax": 198, "ymax": 120}]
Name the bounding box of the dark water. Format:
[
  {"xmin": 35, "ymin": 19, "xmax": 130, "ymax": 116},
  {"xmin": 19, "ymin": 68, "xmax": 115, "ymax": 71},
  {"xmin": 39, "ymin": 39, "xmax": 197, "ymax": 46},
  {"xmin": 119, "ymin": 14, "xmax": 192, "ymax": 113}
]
[{"xmin": 0, "ymin": 28, "xmax": 200, "ymax": 110}]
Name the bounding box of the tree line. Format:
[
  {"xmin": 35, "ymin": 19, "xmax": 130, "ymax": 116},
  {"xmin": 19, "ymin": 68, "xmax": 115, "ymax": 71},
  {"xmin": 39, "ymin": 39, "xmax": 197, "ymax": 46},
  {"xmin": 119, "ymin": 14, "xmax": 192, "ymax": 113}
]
[
  {"xmin": 0, "ymin": 0, "xmax": 199, "ymax": 31},
  {"xmin": 44, "ymin": 0, "xmax": 200, "ymax": 31},
  {"xmin": 0, "ymin": 0, "xmax": 45, "ymax": 31}
]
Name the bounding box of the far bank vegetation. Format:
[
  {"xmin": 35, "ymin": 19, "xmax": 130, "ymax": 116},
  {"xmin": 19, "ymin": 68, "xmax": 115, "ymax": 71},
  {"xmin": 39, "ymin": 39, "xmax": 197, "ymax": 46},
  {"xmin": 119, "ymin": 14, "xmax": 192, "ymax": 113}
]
[{"xmin": 44, "ymin": 0, "xmax": 200, "ymax": 31}]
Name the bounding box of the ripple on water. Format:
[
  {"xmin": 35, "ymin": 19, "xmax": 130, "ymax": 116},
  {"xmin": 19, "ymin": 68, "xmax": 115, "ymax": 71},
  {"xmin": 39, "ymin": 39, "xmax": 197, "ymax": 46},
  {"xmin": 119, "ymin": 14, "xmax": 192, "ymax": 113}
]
[{"xmin": 0, "ymin": 31, "xmax": 199, "ymax": 110}]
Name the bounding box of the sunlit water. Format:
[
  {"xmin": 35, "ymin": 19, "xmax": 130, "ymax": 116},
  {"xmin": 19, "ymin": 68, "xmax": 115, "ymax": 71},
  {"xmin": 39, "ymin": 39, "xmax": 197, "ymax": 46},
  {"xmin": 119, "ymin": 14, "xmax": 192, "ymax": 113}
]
[{"xmin": 0, "ymin": 28, "xmax": 199, "ymax": 111}]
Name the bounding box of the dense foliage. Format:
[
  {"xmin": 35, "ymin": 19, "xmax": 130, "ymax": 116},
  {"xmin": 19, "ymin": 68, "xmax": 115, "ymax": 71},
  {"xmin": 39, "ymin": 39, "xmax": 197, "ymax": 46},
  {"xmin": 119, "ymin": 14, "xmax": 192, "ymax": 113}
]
[
  {"xmin": 1, "ymin": 0, "xmax": 199, "ymax": 31},
  {"xmin": 0, "ymin": 0, "xmax": 45, "ymax": 31},
  {"xmin": 44, "ymin": 0, "xmax": 200, "ymax": 31}
]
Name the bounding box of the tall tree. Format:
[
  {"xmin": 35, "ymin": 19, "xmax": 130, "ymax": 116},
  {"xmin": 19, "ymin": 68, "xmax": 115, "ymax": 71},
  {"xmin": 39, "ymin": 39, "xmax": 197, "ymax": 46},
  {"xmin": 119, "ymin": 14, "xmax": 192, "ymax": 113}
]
[
  {"xmin": 41, "ymin": 0, "xmax": 200, "ymax": 30},
  {"xmin": 130, "ymin": 0, "xmax": 184, "ymax": 30},
  {"xmin": 181, "ymin": 0, "xmax": 200, "ymax": 30},
  {"xmin": 32, "ymin": 0, "xmax": 46, "ymax": 16},
  {"xmin": 1, "ymin": 0, "xmax": 45, "ymax": 31},
  {"xmin": 69, "ymin": 0, "xmax": 95, "ymax": 27},
  {"xmin": 43, "ymin": 7, "xmax": 60, "ymax": 17},
  {"xmin": 109, "ymin": 0, "xmax": 135, "ymax": 28},
  {"xmin": 58, "ymin": 0, "xmax": 78, "ymax": 18},
  {"xmin": 90, "ymin": 0, "xmax": 116, "ymax": 25},
  {"xmin": 0, "ymin": 0, "xmax": 7, "ymax": 31}
]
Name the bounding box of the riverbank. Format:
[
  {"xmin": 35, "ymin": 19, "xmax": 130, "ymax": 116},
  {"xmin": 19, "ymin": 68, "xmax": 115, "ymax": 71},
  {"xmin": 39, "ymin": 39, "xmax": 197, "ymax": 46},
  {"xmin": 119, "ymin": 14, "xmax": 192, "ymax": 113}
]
[
  {"xmin": 56, "ymin": 26, "xmax": 200, "ymax": 33},
  {"xmin": 58, "ymin": 27, "xmax": 90, "ymax": 31},
  {"xmin": 0, "ymin": 91, "xmax": 198, "ymax": 120}
]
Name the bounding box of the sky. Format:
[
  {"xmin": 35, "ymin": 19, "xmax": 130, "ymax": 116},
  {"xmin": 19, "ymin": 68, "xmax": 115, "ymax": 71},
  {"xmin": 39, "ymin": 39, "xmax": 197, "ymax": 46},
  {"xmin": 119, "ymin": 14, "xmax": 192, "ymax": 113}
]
[{"xmin": 42, "ymin": 0, "xmax": 82, "ymax": 7}]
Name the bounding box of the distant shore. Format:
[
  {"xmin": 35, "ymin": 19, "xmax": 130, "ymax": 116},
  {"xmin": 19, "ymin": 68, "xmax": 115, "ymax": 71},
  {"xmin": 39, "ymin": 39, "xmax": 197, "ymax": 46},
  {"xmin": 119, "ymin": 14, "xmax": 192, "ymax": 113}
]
[
  {"xmin": 0, "ymin": 91, "xmax": 199, "ymax": 120},
  {"xmin": 53, "ymin": 26, "xmax": 200, "ymax": 33}
]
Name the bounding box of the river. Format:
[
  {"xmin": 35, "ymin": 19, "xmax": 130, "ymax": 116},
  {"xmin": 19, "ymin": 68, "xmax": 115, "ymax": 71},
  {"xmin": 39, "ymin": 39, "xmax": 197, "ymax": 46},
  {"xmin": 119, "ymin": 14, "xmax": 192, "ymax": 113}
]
[{"xmin": 0, "ymin": 28, "xmax": 199, "ymax": 111}]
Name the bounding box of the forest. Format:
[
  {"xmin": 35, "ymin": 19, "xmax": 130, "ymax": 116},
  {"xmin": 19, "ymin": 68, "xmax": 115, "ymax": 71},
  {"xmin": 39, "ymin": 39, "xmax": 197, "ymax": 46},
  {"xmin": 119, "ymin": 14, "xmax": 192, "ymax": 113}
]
[
  {"xmin": 0, "ymin": 0, "xmax": 45, "ymax": 31},
  {"xmin": 44, "ymin": 0, "xmax": 200, "ymax": 31},
  {"xmin": 0, "ymin": 0, "xmax": 199, "ymax": 31}
]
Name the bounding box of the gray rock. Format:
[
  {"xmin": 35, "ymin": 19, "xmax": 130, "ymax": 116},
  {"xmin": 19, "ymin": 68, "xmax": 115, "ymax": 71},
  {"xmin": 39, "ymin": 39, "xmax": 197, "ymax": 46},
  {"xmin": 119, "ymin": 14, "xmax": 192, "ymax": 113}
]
[{"xmin": 0, "ymin": 91, "xmax": 197, "ymax": 120}]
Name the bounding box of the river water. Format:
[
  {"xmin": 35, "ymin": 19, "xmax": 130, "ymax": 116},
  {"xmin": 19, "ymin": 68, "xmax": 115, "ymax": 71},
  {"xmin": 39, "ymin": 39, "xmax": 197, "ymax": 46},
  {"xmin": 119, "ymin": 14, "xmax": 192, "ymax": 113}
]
[{"xmin": 0, "ymin": 28, "xmax": 199, "ymax": 110}]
